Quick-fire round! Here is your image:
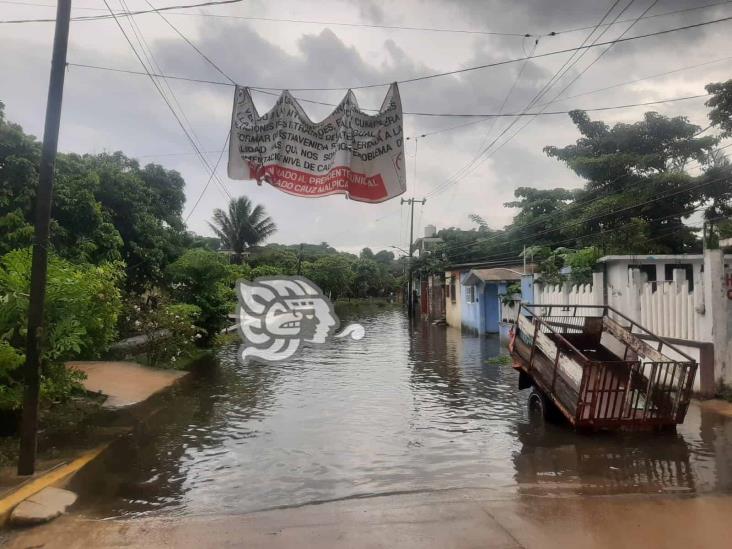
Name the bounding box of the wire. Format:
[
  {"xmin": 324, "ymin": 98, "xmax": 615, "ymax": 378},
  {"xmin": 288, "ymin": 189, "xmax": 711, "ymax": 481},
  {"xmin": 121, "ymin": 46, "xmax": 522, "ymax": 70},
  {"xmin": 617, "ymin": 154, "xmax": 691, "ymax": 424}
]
[
  {"xmin": 63, "ymin": 15, "xmax": 732, "ymax": 91},
  {"xmin": 4, "ymin": 0, "xmax": 730, "ymax": 40},
  {"xmin": 0, "ymin": 0, "xmax": 246, "ymax": 23},
  {"xmin": 486, "ymin": 0, "xmax": 660, "ymax": 169},
  {"xmin": 185, "ymin": 132, "xmax": 230, "ymax": 221},
  {"xmin": 440, "ymin": 169, "xmax": 732, "ymax": 261},
  {"xmin": 437, "ymin": 132, "xmax": 726, "ymax": 257},
  {"xmin": 62, "ymin": 63, "xmax": 712, "ymax": 116},
  {"xmin": 425, "ymin": 1, "xmax": 635, "ymax": 198},
  {"xmin": 116, "ymin": 0, "xmax": 229, "ymax": 203},
  {"xmin": 143, "ymin": 0, "xmax": 236, "ymax": 84},
  {"xmin": 100, "ymin": 0, "xmax": 232, "ymax": 207}
]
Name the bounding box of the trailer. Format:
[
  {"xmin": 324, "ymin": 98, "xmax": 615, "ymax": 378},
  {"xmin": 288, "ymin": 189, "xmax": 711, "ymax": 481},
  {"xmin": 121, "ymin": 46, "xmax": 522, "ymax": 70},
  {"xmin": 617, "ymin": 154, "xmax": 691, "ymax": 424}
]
[{"xmin": 508, "ymin": 304, "xmax": 697, "ymax": 431}]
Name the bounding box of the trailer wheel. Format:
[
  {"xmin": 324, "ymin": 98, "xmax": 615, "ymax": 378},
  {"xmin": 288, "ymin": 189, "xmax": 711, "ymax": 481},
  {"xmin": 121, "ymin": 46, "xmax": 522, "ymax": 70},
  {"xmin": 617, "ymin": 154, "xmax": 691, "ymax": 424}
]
[
  {"xmin": 527, "ymin": 387, "xmax": 562, "ymax": 424},
  {"xmin": 527, "ymin": 388, "xmax": 547, "ymax": 423}
]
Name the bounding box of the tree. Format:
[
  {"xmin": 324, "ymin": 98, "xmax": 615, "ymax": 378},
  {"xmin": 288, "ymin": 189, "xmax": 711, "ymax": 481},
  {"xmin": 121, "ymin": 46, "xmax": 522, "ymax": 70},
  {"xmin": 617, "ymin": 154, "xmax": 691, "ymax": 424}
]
[
  {"xmin": 208, "ymin": 196, "xmax": 276, "ymax": 264},
  {"xmin": 1, "ymin": 106, "xmax": 189, "ymax": 290},
  {"xmin": 706, "ymin": 79, "xmax": 732, "ymax": 137},
  {"xmin": 0, "ymin": 248, "xmax": 123, "ymax": 410},
  {"xmin": 543, "ymin": 110, "xmax": 722, "ymax": 253},
  {"xmin": 167, "ymin": 249, "xmax": 233, "ymax": 344},
  {"xmin": 504, "ymin": 187, "xmax": 579, "ymax": 246},
  {"xmin": 303, "ymin": 255, "xmax": 354, "ymax": 300}
]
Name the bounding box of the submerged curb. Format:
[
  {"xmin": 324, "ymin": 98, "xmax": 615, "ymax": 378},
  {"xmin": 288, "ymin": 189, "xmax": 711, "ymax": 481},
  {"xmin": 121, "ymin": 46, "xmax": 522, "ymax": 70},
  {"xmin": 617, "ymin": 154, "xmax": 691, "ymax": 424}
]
[{"xmin": 0, "ymin": 444, "xmax": 108, "ymax": 527}]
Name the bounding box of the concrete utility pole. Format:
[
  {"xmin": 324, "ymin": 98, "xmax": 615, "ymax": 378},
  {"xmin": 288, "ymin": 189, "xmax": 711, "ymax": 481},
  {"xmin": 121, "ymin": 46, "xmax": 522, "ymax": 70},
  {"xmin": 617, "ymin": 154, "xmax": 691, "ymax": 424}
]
[
  {"xmin": 401, "ymin": 197, "xmax": 426, "ymax": 318},
  {"xmin": 18, "ymin": 0, "xmax": 72, "ymax": 476}
]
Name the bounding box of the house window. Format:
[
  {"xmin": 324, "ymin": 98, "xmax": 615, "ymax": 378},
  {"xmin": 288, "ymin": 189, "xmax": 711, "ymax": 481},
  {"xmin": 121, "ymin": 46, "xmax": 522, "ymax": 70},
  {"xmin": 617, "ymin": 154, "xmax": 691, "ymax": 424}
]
[
  {"xmin": 450, "ymin": 279, "xmax": 456, "ymax": 303},
  {"xmin": 465, "ymin": 285, "xmax": 476, "ymax": 303},
  {"xmin": 664, "ymin": 263, "xmax": 694, "ymax": 291},
  {"xmin": 628, "ymin": 264, "xmax": 656, "ymax": 283}
]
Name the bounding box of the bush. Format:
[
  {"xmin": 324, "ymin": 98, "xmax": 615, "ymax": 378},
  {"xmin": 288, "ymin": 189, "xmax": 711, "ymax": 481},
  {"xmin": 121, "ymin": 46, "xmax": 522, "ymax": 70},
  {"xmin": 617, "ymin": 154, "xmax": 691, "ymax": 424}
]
[
  {"xmin": 0, "ymin": 248, "xmax": 123, "ymax": 410},
  {"xmin": 139, "ymin": 302, "xmax": 202, "ymax": 368},
  {"xmin": 167, "ymin": 249, "xmax": 232, "ymax": 344}
]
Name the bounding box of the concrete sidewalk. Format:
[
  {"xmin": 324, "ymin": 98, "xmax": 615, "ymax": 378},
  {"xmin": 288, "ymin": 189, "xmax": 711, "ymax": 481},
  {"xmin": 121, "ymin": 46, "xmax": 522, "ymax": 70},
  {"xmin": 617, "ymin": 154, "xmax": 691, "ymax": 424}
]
[
  {"xmin": 67, "ymin": 361, "xmax": 187, "ymax": 409},
  {"xmin": 4, "ymin": 489, "xmax": 732, "ymax": 548}
]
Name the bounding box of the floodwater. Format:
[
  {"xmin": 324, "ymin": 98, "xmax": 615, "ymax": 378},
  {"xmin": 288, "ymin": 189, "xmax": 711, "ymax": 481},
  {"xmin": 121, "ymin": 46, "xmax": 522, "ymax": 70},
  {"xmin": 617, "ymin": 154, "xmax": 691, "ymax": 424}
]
[{"xmin": 71, "ymin": 304, "xmax": 732, "ymax": 518}]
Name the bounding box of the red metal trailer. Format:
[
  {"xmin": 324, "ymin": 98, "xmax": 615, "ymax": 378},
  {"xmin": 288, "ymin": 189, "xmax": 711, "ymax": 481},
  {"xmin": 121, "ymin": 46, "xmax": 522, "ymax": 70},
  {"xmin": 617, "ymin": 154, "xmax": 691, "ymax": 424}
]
[{"xmin": 509, "ymin": 304, "xmax": 697, "ymax": 431}]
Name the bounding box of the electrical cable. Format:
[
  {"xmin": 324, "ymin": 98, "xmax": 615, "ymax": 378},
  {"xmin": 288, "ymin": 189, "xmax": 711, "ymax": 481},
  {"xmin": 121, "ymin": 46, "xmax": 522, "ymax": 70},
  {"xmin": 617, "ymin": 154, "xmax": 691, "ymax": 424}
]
[{"xmin": 61, "ymin": 15, "xmax": 732, "ymax": 91}]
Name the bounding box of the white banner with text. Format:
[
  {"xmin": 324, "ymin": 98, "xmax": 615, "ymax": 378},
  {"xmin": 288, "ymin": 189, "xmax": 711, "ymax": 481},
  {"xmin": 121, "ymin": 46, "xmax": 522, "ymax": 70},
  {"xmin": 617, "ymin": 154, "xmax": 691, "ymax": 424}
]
[{"xmin": 228, "ymin": 83, "xmax": 406, "ymax": 203}]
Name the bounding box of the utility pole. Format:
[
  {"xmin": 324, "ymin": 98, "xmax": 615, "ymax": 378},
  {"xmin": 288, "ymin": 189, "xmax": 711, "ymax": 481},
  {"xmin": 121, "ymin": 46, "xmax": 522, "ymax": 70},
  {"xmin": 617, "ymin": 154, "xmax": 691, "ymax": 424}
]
[
  {"xmin": 401, "ymin": 197, "xmax": 426, "ymax": 318},
  {"xmin": 18, "ymin": 0, "xmax": 72, "ymax": 476}
]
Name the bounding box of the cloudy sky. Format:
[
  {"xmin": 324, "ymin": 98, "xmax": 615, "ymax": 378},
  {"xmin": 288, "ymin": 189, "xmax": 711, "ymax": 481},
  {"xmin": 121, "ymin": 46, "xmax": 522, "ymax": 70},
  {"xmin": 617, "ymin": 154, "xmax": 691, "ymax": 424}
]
[{"xmin": 1, "ymin": 0, "xmax": 730, "ymax": 254}]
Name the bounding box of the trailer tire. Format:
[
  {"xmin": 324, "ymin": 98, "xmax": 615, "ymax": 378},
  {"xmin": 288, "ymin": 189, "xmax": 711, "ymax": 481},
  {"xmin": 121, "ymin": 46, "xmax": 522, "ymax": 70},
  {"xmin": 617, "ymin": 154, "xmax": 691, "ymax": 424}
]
[
  {"xmin": 527, "ymin": 387, "xmax": 562, "ymax": 424},
  {"xmin": 527, "ymin": 388, "xmax": 547, "ymax": 423}
]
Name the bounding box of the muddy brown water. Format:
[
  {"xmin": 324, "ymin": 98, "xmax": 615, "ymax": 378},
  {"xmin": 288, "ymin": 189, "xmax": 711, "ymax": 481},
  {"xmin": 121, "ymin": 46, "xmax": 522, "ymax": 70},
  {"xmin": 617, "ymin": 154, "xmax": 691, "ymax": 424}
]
[{"xmin": 69, "ymin": 304, "xmax": 732, "ymax": 518}]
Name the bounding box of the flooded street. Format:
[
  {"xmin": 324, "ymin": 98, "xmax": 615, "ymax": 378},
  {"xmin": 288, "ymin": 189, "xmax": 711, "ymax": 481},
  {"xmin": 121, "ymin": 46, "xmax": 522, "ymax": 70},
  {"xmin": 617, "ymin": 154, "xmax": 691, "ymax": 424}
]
[{"xmin": 70, "ymin": 304, "xmax": 732, "ymax": 518}]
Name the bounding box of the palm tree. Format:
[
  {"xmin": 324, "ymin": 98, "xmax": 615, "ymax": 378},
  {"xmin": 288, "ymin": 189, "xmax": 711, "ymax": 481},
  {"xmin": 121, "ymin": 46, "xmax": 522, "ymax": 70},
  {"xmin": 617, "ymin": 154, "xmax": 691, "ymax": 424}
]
[{"xmin": 208, "ymin": 196, "xmax": 277, "ymax": 263}]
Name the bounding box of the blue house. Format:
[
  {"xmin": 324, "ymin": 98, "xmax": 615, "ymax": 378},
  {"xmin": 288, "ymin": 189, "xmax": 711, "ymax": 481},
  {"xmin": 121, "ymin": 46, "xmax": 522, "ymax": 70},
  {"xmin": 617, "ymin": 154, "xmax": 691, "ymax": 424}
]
[{"xmin": 451, "ymin": 266, "xmax": 527, "ymax": 334}]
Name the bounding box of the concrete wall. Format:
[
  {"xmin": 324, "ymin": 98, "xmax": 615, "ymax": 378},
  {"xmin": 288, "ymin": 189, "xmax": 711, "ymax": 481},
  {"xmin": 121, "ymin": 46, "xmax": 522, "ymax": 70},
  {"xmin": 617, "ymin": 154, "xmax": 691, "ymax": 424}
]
[
  {"xmin": 445, "ymin": 270, "xmax": 462, "ymax": 328},
  {"xmin": 605, "ymin": 258, "xmax": 704, "ymax": 291}
]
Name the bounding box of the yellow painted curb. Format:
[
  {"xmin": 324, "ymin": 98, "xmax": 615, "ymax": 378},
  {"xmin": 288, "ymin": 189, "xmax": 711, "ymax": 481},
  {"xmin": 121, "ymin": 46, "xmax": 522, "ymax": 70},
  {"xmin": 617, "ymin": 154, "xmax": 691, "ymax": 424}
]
[{"xmin": 0, "ymin": 444, "xmax": 108, "ymax": 525}]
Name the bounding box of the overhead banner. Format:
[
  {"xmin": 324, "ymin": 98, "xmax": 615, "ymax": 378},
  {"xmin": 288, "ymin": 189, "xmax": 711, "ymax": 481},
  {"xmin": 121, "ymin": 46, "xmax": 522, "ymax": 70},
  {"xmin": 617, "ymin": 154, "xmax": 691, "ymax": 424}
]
[{"xmin": 228, "ymin": 83, "xmax": 406, "ymax": 203}]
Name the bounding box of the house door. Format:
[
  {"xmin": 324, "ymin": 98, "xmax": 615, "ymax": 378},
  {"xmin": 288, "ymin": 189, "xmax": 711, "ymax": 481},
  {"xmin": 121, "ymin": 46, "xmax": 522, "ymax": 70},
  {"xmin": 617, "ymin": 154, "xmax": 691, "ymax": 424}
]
[{"xmin": 483, "ymin": 284, "xmax": 499, "ymax": 333}]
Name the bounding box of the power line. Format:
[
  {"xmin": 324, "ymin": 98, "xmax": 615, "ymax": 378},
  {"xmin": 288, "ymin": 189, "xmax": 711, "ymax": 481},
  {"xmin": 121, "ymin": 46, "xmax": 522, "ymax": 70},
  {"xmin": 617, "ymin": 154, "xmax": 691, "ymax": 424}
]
[
  {"xmin": 116, "ymin": 0, "xmax": 229, "ymax": 204},
  {"xmin": 482, "ymin": 0, "xmax": 661, "ymax": 173},
  {"xmin": 100, "ymin": 0, "xmax": 232, "ymax": 209},
  {"xmin": 425, "ymin": 1, "xmax": 636, "ymax": 199},
  {"xmin": 437, "ymin": 130, "xmax": 726, "ymax": 257},
  {"xmin": 61, "ymin": 63, "xmax": 712, "ymax": 116},
  {"xmin": 63, "ymin": 15, "xmax": 732, "ymax": 91},
  {"xmin": 4, "ymin": 0, "xmax": 730, "ymax": 40},
  {"xmin": 0, "ymin": 0, "xmax": 246, "ymax": 23},
  {"xmin": 378, "ymin": 15, "xmax": 732, "ymax": 92},
  {"xmin": 408, "ymin": 54, "xmax": 731, "ymax": 141},
  {"xmin": 143, "ymin": 0, "xmax": 236, "ymax": 85},
  {"xmin": 439, "ymin": 169, "xmax": 732, "ymax": 260},
  {"xmin": 185, "ymin": 132, "xmax": 230, "ymax": 222}
]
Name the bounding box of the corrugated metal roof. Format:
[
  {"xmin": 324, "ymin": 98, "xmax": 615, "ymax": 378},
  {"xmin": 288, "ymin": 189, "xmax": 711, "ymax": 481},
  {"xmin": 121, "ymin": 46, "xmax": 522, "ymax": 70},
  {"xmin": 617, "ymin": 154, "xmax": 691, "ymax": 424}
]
[{"xmin": 462, "ymin": 267, "xmax": 524, "ymax": 285}]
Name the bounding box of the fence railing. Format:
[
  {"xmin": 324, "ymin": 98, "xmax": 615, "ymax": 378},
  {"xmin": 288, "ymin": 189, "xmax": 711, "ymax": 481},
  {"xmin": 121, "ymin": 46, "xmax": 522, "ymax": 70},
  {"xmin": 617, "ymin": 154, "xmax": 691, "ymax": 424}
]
[{"xmin": 533, "ymin": 269, "xmax": 704, "ymax": 342}]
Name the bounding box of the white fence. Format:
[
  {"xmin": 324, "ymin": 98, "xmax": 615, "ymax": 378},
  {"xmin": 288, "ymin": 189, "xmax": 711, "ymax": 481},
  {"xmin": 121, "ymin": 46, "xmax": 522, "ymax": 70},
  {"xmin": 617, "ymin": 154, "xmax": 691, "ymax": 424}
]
[{"xmin": 533, "ymin": 269, "xmax": 705, "ymax": 342}]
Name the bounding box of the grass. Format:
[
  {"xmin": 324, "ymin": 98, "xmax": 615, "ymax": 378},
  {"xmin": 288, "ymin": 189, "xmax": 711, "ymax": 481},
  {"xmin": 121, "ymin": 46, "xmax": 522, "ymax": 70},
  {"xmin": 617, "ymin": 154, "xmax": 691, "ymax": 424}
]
[{"xmin": 718, "ymin": 385, "xmax": 732, "ymax": 403}]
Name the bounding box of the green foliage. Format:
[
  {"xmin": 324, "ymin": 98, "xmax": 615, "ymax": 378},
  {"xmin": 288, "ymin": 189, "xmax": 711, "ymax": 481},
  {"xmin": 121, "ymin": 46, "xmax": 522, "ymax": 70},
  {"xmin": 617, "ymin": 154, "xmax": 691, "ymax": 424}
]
[
  {"xmin": 167, "ymin": 249, "xmax": 232, "ymax": 343},
  {"xmin": 541, "ymin": 110, "xmax": 722, "ymax": 254},
  {"xmin": 1, "ymin": 107, "xmax": 188, "ymax": 291},
  {"xmin": 484, "ymin": 355, "xmax": 513, "ymax": 365},
  {"xmin": 248, "ymin": 248, "xmax": 297, "ymax": 274},
  {"xmin": 0, "ymin": 249, "xmax": 122, "ymax": 410},
  {"xmin": 0, "ymin": 248, "xmax": 123, "ymax": 361},
  {"xmin": 139, "ymin": 302, "xmax": 202, "ymax": 368},
  {"xmin": 564, "ymin": 246, "xmax": 602, "ymax": 285},
  {"xmin": 0, "ymin": 340, "xmax": 23, "ymax": 410},
  {"xmin": 302, "ymin": 255, "xmax": 354, "ymax": 300},
  {"xmin": 706, "ymin": 80, "xmax": 732, "ymax": 137},
  {"xmin": 208, "ymin": 196, "xmax": 277, "ymax": 263},
  {"xmin": 250, "ymin": 264, "xmax": 285, "ymax": 278},
  {"xmin": 530, "ymin": 246, "xmax": 601, "ymax": 286},
  {"xmin": 500, "ymin": 282, "xmax": 522, "ymax": 306}
]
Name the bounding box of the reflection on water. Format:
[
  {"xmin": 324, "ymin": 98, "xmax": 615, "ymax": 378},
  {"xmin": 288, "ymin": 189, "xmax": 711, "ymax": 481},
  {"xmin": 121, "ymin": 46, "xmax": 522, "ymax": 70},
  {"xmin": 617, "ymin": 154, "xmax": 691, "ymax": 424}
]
[{"xmin": 71, "ymin": 305, "xmax": 732, "ymax": 518}]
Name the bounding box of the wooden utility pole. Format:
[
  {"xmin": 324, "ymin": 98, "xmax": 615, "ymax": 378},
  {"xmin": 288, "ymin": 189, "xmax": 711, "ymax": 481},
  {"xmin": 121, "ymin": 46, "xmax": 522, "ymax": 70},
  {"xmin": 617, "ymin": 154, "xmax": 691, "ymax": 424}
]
[
  {"xmin": 18, "ymin": 0, "xmax": 72, "ymax": 476},
  {"xmin": 401, "ymin": 197, "xmax": 426, "ymax": 318}
]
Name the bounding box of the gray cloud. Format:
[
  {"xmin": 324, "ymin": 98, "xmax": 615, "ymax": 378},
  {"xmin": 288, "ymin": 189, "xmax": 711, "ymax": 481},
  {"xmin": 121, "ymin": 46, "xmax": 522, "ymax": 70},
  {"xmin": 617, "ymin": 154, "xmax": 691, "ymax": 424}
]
[{"xmin": 1, "ymin": 0, "xmax": 730, "ymax": 252}]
